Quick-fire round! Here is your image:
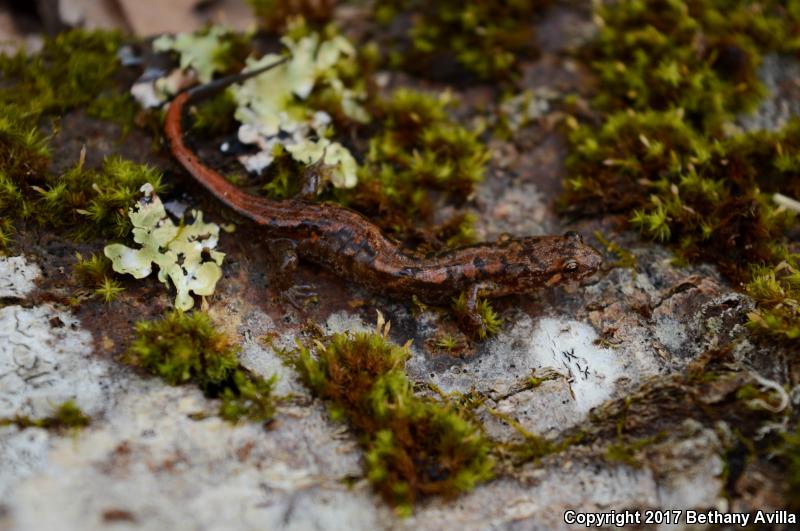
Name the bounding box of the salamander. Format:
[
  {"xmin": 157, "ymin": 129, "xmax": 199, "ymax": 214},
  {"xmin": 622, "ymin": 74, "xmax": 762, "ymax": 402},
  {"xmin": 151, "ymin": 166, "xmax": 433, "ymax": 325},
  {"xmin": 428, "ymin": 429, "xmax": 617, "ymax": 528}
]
[{"xmin": 163, "ymin": 60, "xmax": 603, "ymax": 334}]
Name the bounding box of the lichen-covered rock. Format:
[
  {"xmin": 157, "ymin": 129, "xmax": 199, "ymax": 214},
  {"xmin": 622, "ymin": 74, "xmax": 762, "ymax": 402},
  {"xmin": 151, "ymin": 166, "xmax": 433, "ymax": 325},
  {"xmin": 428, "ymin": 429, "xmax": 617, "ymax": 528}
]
[{"xmin": 0, "ymin": 256, "xmax": 40, "ymax": 298}]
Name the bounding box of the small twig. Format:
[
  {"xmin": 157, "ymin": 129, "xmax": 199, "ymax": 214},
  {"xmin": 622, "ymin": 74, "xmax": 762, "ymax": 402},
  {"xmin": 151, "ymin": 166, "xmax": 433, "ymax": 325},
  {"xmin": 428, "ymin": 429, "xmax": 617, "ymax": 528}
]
[{"xmin": 773, "ymin": 193, "xmax": 800, "ymax": 214}]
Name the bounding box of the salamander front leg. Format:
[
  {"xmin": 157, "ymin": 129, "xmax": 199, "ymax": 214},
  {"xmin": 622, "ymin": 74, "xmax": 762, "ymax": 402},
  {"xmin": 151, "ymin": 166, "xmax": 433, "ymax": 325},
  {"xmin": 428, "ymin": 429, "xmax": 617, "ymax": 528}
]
[
  {"xmin": 267, "ymin": 239, "xmax": 317, "ymax": 309},
  {"xmin": 455, "ymin": 284, "xmax": 487, "ymax": 338},
  {"xmin": 295, "ymin": 159, "xmax": 324, "ymax": 200}
]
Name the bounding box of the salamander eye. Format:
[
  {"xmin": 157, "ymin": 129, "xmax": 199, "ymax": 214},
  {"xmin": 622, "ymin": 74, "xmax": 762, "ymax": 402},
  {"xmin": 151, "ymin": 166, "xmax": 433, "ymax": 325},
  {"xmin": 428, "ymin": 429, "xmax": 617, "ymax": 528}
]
[{"xmin": 563, "ymin": 260, "xmax": 578, "ymax": 272}]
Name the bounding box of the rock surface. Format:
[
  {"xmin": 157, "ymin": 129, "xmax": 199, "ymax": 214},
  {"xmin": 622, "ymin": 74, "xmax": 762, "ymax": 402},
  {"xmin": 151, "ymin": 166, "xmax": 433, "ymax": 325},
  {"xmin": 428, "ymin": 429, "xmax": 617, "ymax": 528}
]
[{"xmin": 1, "ymin": 3, "xmax": 797, "ymax": 529}]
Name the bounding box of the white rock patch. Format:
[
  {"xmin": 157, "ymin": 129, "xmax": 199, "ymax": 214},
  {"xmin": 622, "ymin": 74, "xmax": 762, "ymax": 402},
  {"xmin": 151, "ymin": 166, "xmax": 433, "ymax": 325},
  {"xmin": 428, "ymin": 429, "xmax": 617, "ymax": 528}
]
[
  {"xmin": 0, "ymin": 256, "xmax": 41, "ymax": 298},
  {"xmin": 522, "ymin": 317, "xmax": 622, "ymax": 414},
  {"xmin": 0, "ymin": 305, "xmax": 102, "ymax": 419}
]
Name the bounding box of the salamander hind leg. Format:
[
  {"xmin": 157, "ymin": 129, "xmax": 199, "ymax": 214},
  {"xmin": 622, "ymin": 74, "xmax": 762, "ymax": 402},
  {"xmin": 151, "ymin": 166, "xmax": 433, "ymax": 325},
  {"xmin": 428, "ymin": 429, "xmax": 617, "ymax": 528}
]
[{"xmin": 267, "ymin": 239, "xmax": 317, "ymax": 309}]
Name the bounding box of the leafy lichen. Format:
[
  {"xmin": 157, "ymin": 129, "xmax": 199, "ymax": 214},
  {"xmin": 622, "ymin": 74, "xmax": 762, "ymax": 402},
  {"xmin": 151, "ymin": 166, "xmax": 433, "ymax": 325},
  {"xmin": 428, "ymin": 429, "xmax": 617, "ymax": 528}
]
[
  {"xmin": 231, "ymin": 30, "xmax": 366, "ymax": 186},
  {"xmin": 153, "ymin": 26, "xmax": 251, "ymax": 84},
  {"xmin": 104, "ymin": 183, "xmax": 224, "ymax": 311}
]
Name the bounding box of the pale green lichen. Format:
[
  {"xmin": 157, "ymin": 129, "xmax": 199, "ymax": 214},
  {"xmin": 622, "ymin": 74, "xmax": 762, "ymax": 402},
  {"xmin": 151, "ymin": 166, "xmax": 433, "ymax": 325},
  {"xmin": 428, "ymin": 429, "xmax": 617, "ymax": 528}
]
[
  {"xmin": 231, "ymin": 31, "xmax": 366, "ymax": 186},
  {"xmin": 153, "ymin": 26, "xmax": 249, "ymax": 84},
  {"xmin": 152, "ymin": 26, "xmax": 365, "ymax": 189},
  {"xmin": 286, "ymin": 137, "xmax": 358, "ymax": 188},
  {"xmin": 104, "ymin": 184, "xmax": 224, "ymax": 310}
]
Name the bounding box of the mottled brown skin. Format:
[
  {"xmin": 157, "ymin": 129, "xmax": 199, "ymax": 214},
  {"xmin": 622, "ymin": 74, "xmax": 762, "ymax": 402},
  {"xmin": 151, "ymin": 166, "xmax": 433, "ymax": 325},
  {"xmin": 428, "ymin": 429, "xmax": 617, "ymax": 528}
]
[{"xmin": 164, "ymin": 64, "xmax": 603, "ymax": 332}]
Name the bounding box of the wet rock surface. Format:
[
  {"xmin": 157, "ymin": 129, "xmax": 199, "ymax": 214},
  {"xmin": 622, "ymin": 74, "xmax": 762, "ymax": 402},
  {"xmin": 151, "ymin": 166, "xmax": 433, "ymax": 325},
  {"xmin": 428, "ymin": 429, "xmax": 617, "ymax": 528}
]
[{"xmin": 2, "ymin": 6, "xmax": 798, "ymax": 530}]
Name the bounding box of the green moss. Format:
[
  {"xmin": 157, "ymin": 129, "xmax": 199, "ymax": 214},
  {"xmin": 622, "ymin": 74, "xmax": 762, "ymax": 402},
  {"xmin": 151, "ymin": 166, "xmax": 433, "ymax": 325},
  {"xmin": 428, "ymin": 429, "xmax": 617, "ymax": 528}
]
[
  {"xmin": 286, "ymin": 315, "xmax": 493, "ymax": 513},
  {"xmin": 604, "ymin": 434, "xmax": 665, "ymax": 467},
  {"xmin": 73, "ymin": 252, "xmax": 112, "ymax": 284},
  {"xmin": 95, "ymin": 276, "xmax": 126, "ymax": 303},
  {"xmin": 746, "ymin": 257, "xmax": 800, "ymax": 340},
  {"xmin": 86, "ymin": 93, "xmax": 140, "ymax": 137},
  {"xmin": 525, "ymin": 370, "xmax": 557, "ymax": 390},
  {"xmin": 346, "ymin": 89, "xmax": 489, "ymax": 250},
  {"xmin": 586, "ymin": 0, "xmax": 798, "ymax": 131},
  {"xmin": 2, "ymin": 150, "xmax": 167, "ymax": 249},
  {"xmin": 593, "ymin": 231, "xmax": 637, "ymax": 275},
  {"xmin": 126, "ymin": 311, "xmax": 276, "ymax": 423},
  {"xmin": 0, "ymin": 29, "xmax": 147, "ymax": 248},
  {"xmin": 247, "ymin": 1, "xmax": 337, "ymax": 32},
  {"xmin": 375, "ymin": 0, "xmax": 547, "ymax": 79},
  {"xmin": 0, "ymin": 400, "xmax": 90, "ymax": 431},
  {"xmin": 35, "ymin": 156, "xmax": 166, "ymax": 240},
  {"xmin": 0, "ymin": 218, "xmax": 12, "ymax": 250},
  {"xmin": 73, "ymin": 252, "xmax": 125, "ymax": 303},
  {"xmin": 190, "ymin": 89, "xmax": 238, "ymax": 137},
  {"xmin": 563, "ymin": 1, "xmax": 800, "ymax": 339},
  {"xmin": 452, "ymin": 291, "xmax": 503, "ymax": 339},
  {"xmin": 0, "ymin": 105, "xmax": 51, "ymax": 250},
  {"xmin": 434, "ymin": 334, "xmax": 462, "ymax": 353},
  {"xmin": 781, "ymin": 426, "xmax": 800, "ymax": 510},
  {"xmin": 0, "ymin": 30, "xmax": 124, "ymax": 120},
  {"xmin": 566, "ymin": 113, "xmax": 799, "ymax": 332},
  {"xmin": 261, "ymin": 145, "xmax": 306, "ymax": 199}
]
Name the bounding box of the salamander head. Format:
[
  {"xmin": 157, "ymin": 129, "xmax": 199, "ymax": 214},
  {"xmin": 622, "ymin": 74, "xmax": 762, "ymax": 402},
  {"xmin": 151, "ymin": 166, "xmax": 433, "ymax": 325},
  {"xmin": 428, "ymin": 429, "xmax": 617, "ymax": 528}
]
[{"xmin": 512, "ymin": 231, "xmax": 603, "ymax": 289}]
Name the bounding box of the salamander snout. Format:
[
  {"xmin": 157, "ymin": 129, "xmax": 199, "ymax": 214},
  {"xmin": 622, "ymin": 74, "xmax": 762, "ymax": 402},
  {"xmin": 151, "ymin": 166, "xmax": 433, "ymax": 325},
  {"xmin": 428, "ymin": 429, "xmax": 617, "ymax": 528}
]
[{"xmin": 561, "ymin": 231, "xmax": 603, "ymax": 281}]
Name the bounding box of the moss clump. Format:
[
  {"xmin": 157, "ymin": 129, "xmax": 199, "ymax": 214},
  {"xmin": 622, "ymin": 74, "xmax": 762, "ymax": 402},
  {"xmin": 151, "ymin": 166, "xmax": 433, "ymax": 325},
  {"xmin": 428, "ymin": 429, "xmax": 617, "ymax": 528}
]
[
  {"xmin": 0, "ymin": 114, "xmax": 50, "ymax": 249},
  {"xmin": 347, "ymin": 89, "xmax": 488, "ymax": 250},
  {"xmin": 604, "ymin": 434, "xmax": 664, "ymax": 467},
  {"xmin": 259, "ymin": 145, "xmax": 307, "ymax": 199},
  {"xmin": 452, "ymin": 291, "xmax": 502, "ymax": 340},
  {"xmin": 593, "ymin": 231, "xmax": 637, "ymax": 274},
  {"xmin": 0, "ymin": 29, "xmax": 146, "ymax": 249},
  {"xmin": 0, "ymin": 29, "xmax": 135, "ymax": 131},
  {"xmin": 0, "ymin": 401, "xmax": 90, "ymax": 431},
  {"xmin": 567, "ymin": 111, "xmax": 798, "ymax": 279},
  {"xmin": 566, "ymin": 114, "xmax": 800, "ymax": 330},
  {"xmin": 126, "ymin": 311, "xmax": 276, "ymax": 423},
  {"xmin": 781, "ymin": 426, "xmax": 800, "ymax": 511},
  {"xmin": 287, "ymin": 315, "xmax": 493, "ymax": 514},
  {"xmin": 0, "ymin": 137, "xmax": 166, "ymax": 251},
  {"xmin": 39, "ymin": 156, "xmax": 166, "ymax": 240},
  {"xmin": 746, "ymin": 257, "xmax": 800, "ymax": 340},
  {"xmin": 247, "ymin": 1, "xmax": 337, "ymax": 32},
  {"xmin": 586, "ymin": 0, "xmax": 799, "ymax": 131},
  {"xmin": 564, "ymin": 1, "xmax": 800, "ymax": 341},
  {"xmin": 73, "ymin": 252, "xmax": 125, "ymax": 303},
  {"xmin": 189, "ymin": 90, "xmax": 239, "ymax": 138},
  {"xmin": 374, "ymin": 0, "xmax": 547, "ymax": 80}
]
